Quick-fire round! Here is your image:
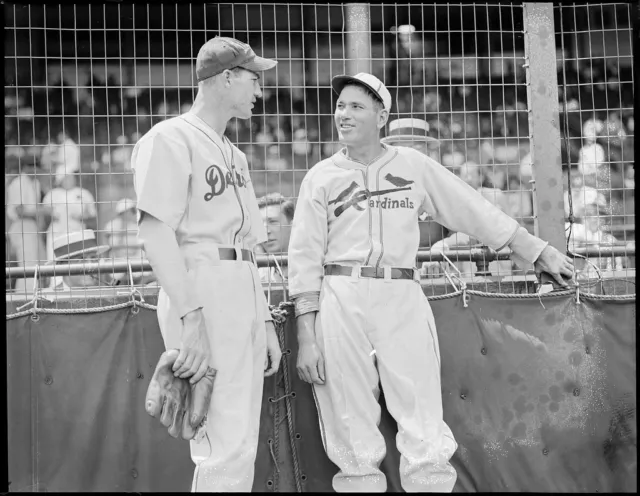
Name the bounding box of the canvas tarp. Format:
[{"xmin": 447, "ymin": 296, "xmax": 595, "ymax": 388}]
[{"xmin": 6, "ymin": 290, "xmax": 636, "ymax": 492}]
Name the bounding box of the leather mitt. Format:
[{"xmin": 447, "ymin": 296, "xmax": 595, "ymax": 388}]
[{"xmin": 145, "ymin": 349, "xmax": 217, "ymax": 441}]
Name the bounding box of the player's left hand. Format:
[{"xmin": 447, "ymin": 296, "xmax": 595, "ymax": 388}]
[
  {"xmin": 534, "ymin": 245, "xmax": 574, "ymax": 288},
  {"xmin": 264, "ymin": 321, "xmax": 282, "ymax": 377}
]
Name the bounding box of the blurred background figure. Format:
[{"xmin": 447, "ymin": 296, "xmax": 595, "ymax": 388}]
[
  {"xmin": 103, "ymin": 198, "xmax": 155, "ymax": 286},
  {"xmin": 48, "ymin": 230, "xmax": 111, "ymax": 290},
  {"xmin": 563, "ymin": 172, "xmax": 623, "ymax": 274},
  {"xmin": 42, "ymin": 171, "xmax": 97, "ymax": 286},
  {"xmin": 5, "ymin": 154, "xmax": 47, "ymax": 293},
  {"xmin": 44, "ymin": 130, "xmax": 82, "ymax": 180},
  {"xmin": 577, "ymin": 118, "xmax": 607, "ymax": 188},
  {"xmin": 256, "ymin": 193, "xmax": 295, "ymax": 284}
]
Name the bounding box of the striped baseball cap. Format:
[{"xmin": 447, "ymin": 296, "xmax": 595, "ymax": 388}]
[
  {"xmin": 196, "ymin": 36, "xmax": 277, "ymax": 82},
  {"xmin": 381, "ymin": 118, "xmax": 439, "ymax": 145},
  {"xmin": 331, "ymin": 73, "xmax": 392, "ymax": 112}
]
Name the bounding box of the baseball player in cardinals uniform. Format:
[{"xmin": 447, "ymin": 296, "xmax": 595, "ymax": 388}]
[
  {"xmin": 131, "ymin": 36, "xmax": 282, "ymax": 492},
  {"xmin": 288, "ymin": 73, "xmax": 574, "ymax": 492}
]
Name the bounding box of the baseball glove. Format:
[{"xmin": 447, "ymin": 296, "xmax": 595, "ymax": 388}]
[{"xmin": 145, "ymin": 349, "xmax": 217, "ymax": 441}]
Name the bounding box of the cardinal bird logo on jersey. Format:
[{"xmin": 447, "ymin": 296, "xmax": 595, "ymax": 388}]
[
  {"xmin": 329, "ymin": 177, "xmax": 414, "ymax": 217},
  {"xmin": 384, "ymin": 173, "xmax": 414, "ymax": 188}
]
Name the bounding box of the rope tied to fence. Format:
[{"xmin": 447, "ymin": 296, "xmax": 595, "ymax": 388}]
[
  {"xmin": 269, "ymin": 300, "xmax": 303, "ymax": 492},
  {"xmin": 6, "ymin": 285, "xmax": 634, "ymax": 321}
]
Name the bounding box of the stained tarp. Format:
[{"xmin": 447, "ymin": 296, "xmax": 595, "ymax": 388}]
[{"xmin": 6, "ymin": 291, "xmax": 636, "ymax": 492}]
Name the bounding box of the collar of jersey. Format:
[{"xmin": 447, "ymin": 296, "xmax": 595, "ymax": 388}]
[
  {"xmin": 331, "ymin": 144, "xmax": 396, "ymax": 170},
  {"xmin": 181, "ymin": 111, "xmax": 234, "ymax": 166},
  {"xmin": 181, "ymin": 111, "xmax": 227, "ymax": 150}
]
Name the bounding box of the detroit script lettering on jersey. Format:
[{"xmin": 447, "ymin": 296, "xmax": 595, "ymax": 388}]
[{"xmin": 204, "ymin": 164, "xmax": 248, "ymax": 201}]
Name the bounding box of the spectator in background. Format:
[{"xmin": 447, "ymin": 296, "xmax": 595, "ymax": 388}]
[
  {"xmin": 39, "ymin": 139, "xmax": 59, "ymax": 173},
  {"xmin": 562, "ymin": 170, "xmax": 622, "ymax": 272},
  {"xmin": 578, "ymin": 118, "xmax": 606, "ymax": 180},
  {"xmin": 255, "ymin": 193, "xmax": 294, "ymax": 284},
  {"xmin": 519, "ymin": 151, "xmax": 533, "ymax": 181},
  {"xmin": 42, "ymin": 171, "xmax": 97, "ymax": 281},
  {"xmin": 6, "ymin": 154, "xmax": 47, "ymax": 293},
  {"xmin": 103, "ymin": 198, "xmax": 156, "ymax": 286},
  {"xmin": 48, "ymin": 230, "xmax": 111, "ymax": 290},
  {"xmin": 50, "ymin": 130, "xmax": 82, "ymax": 179}
]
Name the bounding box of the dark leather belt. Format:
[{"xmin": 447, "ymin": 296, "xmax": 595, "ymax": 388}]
[
  {"xmin": 218, "ymin": 247, "xmax": 254, "ymax": 263},
  {"xmin": 324, "ymin": 264, "xmax": 415, "ymax": 280}
]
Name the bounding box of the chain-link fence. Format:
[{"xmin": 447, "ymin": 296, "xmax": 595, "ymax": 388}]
[
  {"xmin": 555, "ymin": 3, "xmax": 635, "ymax": 280},
  {"xmin": 5, "ymin": 3, "xmax": 635, "ymax": 303}
]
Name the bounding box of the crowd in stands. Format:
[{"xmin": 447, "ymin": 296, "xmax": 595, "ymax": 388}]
[{"xmin": 5, "ymin": 53, "xmax": 634, "ymax": 289}]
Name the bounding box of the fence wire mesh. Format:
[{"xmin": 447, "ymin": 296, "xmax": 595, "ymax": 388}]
[
  {"xmin": 5, "ymin": 3, "xmax": 635, "ymax": 304},
  {"xmin": 554, "ymin": 3, "xmax": 635, "ymax": 280}
]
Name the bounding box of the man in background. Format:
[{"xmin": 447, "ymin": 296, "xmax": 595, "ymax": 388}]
[
  {"xmin": 6, "ymin": 154, "xmax": 47, "ymax": 293},
  {"xmin": 256, "ymin": 193, "xmax": 294, "ymax": 284},
  {"xmin": 48, "ymin": 229, "xmax": 111, "ymax": 290},
  {"xmin": 42, "ymin": 171, "xmax": 97, "ymax": 287}
]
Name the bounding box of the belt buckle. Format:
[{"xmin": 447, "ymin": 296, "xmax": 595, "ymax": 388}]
[{"xmin": 362, "ymin": 266, "xmax": 384, "ymax": 279}]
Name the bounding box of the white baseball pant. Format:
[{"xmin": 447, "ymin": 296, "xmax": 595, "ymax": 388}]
[
  {"xmin": 312, "ymin": 271, "xmax": 458, "ymax": 492},
  {"xmin": 157, "ymin": 248, "xmax": 267, "ymax": 492}
]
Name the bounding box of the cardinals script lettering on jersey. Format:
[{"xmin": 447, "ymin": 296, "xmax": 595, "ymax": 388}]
[
  {"xmin": 329, "ymin": 176, "xmax": 415, "ymax": 217},
  {"xmin": 204, "ymin": 164, "xmax": 247, "ymax": 201},
  {"xmin": 369, "ymin": 197, "xmax": 414, "ymax": 209}
]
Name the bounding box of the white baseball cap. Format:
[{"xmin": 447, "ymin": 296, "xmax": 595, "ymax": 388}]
[
  {"xmin": 332, "ymin": 73, "xmax": 392, "ymax": 112},
  {"xmin": 382, "ymin": 118, "xmax": 440, "ymax": 145}
]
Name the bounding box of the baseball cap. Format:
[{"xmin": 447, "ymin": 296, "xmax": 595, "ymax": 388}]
[
  {"xmin": 331, "ymin": 73, "xmax": 392, "ymax": 112},
  {"xmin": 196, "ymin": 36, "xmax": 277, "ymax": 82},
  {"xmin": 51, "ymin": 230, "xmax": 110, "ymax": 262}
]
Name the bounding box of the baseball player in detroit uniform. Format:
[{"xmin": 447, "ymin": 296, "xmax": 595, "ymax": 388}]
[
  {"xmin": 288, "ymin": 73, "xmax": 574, "ymax": 492},
  {"xmin": 131, "ymin": 36, "xmax": 282, "ymax": 492}
]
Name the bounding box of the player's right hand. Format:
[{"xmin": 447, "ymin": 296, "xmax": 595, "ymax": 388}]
[
  {"xmin": 174, "ymin": 308, "xmax": 211, "ymax": 385},
  {"xmin": 297, "ymin": 340, "xmax": 325, "ymax": 385}
]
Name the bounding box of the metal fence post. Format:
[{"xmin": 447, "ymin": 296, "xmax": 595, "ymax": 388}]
[
  {"xmin": 523, "ymin": 3, "xmax": 566, "ymax": 251},
  {"xmin": 345, "ymin": 3, "xmax": 371, "ymax": 75}
]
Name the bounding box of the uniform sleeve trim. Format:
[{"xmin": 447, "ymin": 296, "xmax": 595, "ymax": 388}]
[{"xmin": 292, "ymin": 291, "xmax": 320, "ymax": 317}]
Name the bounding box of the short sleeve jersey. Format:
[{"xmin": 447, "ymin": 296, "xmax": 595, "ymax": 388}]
[{"xmin": 131, "ymin": 112, "xmax": 267, "ymax": 251}]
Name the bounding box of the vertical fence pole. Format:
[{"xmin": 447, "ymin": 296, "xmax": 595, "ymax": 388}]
[
  {"xmin": 523, "ymin": 3, "xmax": 566, "ymax": 251},
  {"xmin": 345, "ymin": 3, "xmax": 371, "ymax": 75}
]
